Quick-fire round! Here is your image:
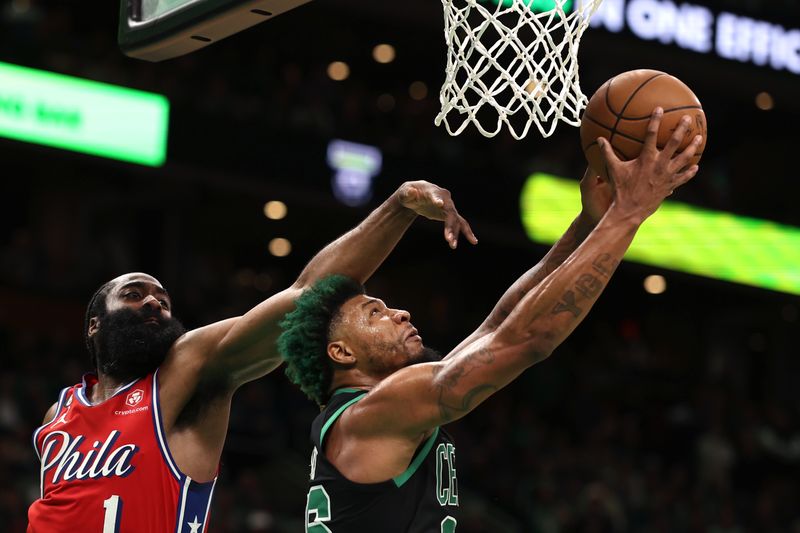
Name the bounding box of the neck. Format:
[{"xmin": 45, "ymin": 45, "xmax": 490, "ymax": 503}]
[
  {"xmin": 89, "ymin": 372, "xmax": 133, "ymax": 404},
  {"xmin": 328, "ymin": 371, "xmax": 380, "ymax": 397}
]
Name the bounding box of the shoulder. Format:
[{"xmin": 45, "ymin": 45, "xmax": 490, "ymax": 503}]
[
  {"xmin": 155, "ymin": 319, "xmax": 241, "ymax": 428},
  {"xmin": 160, "ymin": 318, "xmax": 240, "ymax": 376},
  {"xmin": 42, "ymin": 402, "xmax": 58, "ymax": 426},
  {"xmin": 41, "ymin": 384, "xmax": 77, "ymax": 426},
  {"xmin": 341, "ymin": 364, "xmax": 441, "ymax": 438}
]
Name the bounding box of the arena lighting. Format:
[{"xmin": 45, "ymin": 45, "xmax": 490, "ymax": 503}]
[
  {"xmin": 327, "ymin": 61, "xmax": 350, "ymax": 81},
  {"xmin": 327, "ymin": 139, "xmax": 382, "ymax": 207},
  {"xmin": 755, "ymin": 92, "xmax": 775, "ymax": 111},
  {"xmin": 268, "ymin": 237, "xmax": 292, "ymax": 257},
  {"xmin": 0, "ymin": 61, "xmax": 169, "ymax": 166},
  {"xmin": 372, "ymin": 44, "xmax": 396, "ymax": 64},
  {"xmin": 520, "ymin": 173, "xmax": 800, "ymax": 295},
  {"xmin": 409, "ymin": 81, "xmax": 428, "ymax": 101},
  {"xmin": 643, "ymin": 274, "xmax": 667, "ymax": 294},
  {"xmin": 578, "ymin": 0, "xmax": 800, "ymax": 75},
  {"xmin": 263, "ymin": 200, "xmax": 287, "ymax": 220}
]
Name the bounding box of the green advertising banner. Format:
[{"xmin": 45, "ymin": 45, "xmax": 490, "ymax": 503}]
[
  {"xmin": 521, "ymin": 173, "xmax": 800, "ymax": 295},
  {"xmin": 488, "ymin": 0, "xmax": 574, "ymax": 12},
  {"xmin": 0, "ymin": 61, "xmax": 169, "ymax": 166}
]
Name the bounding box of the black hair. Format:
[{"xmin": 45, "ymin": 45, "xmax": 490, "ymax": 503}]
[{"xmin": 84, "ymin": 281, "xmax": 115, "ymax": 370}]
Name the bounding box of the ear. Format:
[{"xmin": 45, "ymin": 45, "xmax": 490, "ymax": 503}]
[
  {"xmin": 87, "ymin": 316, "xmax": 100, "ymax": 338},
  {"xmin": 327, "ymin": 341, "xmax": 356, "ymax": 365}
]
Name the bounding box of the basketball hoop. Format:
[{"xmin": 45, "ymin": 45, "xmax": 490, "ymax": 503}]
[{"xmin": 435, "ymin": 0, "xmax": 604, "ymax": 139}]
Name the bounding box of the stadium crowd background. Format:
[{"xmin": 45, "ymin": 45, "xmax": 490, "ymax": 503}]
[{"xmin": 1, "ymin": 0, "xmax": 799, "ymax": 531}]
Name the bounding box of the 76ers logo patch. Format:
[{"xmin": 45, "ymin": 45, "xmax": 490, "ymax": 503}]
[{"xmin": 125, "ymin": 389, "xmax": 144, "ymax": 407}]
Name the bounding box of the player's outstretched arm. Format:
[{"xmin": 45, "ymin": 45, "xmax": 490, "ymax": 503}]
[
  {"xmin": 348, "ymin": 109, "xmax": 702, "ymax": 438},
  {"xmin": 449, "ymin": 168, "xmax": 612, "ymax": 356},
  {"xmin": 162, "ymin": 181, "xmax": 477, "ymax": 392}
]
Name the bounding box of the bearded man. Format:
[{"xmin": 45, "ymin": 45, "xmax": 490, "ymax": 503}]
[{"xmin": 27, "ymin": 180, "xmax": 475, "ymax": 532}]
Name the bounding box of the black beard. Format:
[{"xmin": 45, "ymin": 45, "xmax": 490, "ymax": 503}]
[
  {"xmin": 364, "ymin": 346, "xmax": 442, "ymax": 378},
  {"xmin": 407, "ymin": 346, "xmax": 443, "ymax": 366},
  {"xmin": 94, "ymin": 307, "xmax": 186, "ymax": 382}
]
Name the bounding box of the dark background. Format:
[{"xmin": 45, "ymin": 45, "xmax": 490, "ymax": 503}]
[{"xmin": 1, "ymin": 0, "xmax": 799, "ymax": 531}]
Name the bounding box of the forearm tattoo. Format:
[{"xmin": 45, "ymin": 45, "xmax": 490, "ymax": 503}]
[
  {"xmin": 546, "ymin": 218, "xmax": 593, "ymax": 275},
  {"xmin": 552, "ymin": 253, "xmax": 619, "ymax": 317},
  {"xmin": 541, "ymin": 219, "xmax": 592, "ymax": 280},
  {"xmin": 592, "ymin": 253, "xmax": 617, "ymax": 276},
  {"xmin": 487, "ymin": 218, "xmax": 594, "ymax": 329},
  {"xmin": 435, "ymin": 347, "xmax": 498, "ymax": 422}
]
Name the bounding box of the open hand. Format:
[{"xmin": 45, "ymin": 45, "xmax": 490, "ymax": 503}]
[
  {"xmin": 397, "ymin": 181, "xmax": 478, "ymax": 249},
  {"xmin": 598, "ymin": 107, "xmax": 702, "ymax": 223}
]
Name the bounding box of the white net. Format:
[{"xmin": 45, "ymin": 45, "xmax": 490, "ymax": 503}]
[{"xmin": 435, "ymin": 0, "xmax": 604, "ymax": 139}]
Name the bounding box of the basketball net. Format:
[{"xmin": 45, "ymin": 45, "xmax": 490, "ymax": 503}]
[{"xmin": 435, "ymin": 0, "xmax": 604, "ymax": 139}]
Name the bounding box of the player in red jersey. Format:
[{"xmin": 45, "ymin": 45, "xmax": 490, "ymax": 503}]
[{"xmin": 27, "ymin": 180, "xmax": 476, "ymax": 533}]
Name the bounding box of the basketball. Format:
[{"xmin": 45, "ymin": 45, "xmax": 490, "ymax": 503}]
[{"xmin": 580, "ymin": 69, "xmax": 707, "ymax": 180}]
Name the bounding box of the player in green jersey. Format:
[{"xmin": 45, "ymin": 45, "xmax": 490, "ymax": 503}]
[{"xmin": 281, "ymin": 110, "xmax": 702, "ymax": 532}]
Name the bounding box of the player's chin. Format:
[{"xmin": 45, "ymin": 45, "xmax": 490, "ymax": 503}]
[{"xmin": 406, "ymin": 346, "xmax": 443, "ymax": 366}]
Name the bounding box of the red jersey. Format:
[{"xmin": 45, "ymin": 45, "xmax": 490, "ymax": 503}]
[{"xmin": 28, "ymin": 370, "xmax": 217, "ymax": 532}]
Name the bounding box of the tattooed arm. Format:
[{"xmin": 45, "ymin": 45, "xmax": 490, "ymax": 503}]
[
  {"xmin": 429, "ymin": 213, "xmax": 636, "ymax": 425},
  {"xmin": 345, "ymin": 108, "xmax": 703, "ymax": 438},
  {"xmin": 448, "ymin": 168, "xmax": 611, "ymax": 357}
]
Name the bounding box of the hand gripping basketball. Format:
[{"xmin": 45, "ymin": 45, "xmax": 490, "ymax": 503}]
[
  {"xmin": 580, "ymin": 70, "xmax": 707, "ymax": 181},
  {"xmin": 597, "ymin": 107, "xmax": 703, "ymax": 223}
]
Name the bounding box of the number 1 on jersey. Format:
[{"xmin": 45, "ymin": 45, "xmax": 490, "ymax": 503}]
[{"xmin": 103, "ymin": 495, "xmax": 122, "ymax": 533}]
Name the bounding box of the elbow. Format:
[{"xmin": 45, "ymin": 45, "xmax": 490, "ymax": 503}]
[
  {"xmin": 532, "ymin": 327, "xmax": 560, "ymax": 360},
  {"xmin": 521, "ymin": 336, "xmax": 555, "ymax": 365},
  {"xmin": 496, "ymin": 327, "xmax": 557, "ymax": 366}
]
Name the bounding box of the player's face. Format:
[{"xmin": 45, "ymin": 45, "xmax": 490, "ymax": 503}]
[
  {"xmin": 335, "ymin": 294, "xmax": 439, "ymax": 377},
  {"xmin": 104, "ymin": 273, "xmax": 173, "ymax": 320},
  {"xmin": 91, "ymin": 273, "xmax": 186, "ymax": 381}
]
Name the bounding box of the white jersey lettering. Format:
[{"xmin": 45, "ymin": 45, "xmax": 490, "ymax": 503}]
[{"xmin": 41, "ymin": 430, "xmax": 138, "ymax": 484}]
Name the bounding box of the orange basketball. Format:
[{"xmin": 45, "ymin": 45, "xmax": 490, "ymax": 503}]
[{"xmin": 580, "ymin": 69, "xmax": 707, "ymax": 180}]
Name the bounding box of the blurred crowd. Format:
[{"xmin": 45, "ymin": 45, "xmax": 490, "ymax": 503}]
[{"xmin": 2, "ymin": 224, "xmax": 799, "ymax": 532}]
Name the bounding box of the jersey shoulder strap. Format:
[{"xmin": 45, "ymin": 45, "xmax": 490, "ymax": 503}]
[{"xmin": 310, "ymin": 388, "xmax": 368, "ymax": 449}]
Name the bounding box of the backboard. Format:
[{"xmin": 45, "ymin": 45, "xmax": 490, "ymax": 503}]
[{"xmin": 118, "ymin": 0, "xmax": 311, "ymax": 62}]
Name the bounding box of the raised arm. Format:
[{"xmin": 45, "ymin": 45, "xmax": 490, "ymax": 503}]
[
  {"xmin": 293, "ymin": 181, "xmax": 477, "ymax": 289},
  {"xmin": 163, "ymin": 181, "xmax": 477, "ymax": 392},
  {"xmin": 349, "ymin": 110, "xmax": 702, "ymax": 438},
  {"xmin": 450, "ymin": 169, "xmax": 611, "ymax": 355}
]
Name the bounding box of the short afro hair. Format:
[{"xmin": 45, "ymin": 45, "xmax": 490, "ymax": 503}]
[{"xmin": 278, "ymin": 274, "xmax": 365, "ymax": 406}]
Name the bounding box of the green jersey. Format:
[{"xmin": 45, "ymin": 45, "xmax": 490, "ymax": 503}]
[{"xmin": 305, "ymin": 389, "xmax": 460, "ymax": 532}]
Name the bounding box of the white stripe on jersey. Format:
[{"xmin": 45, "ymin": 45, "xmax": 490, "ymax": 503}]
[{"xmin": 152, "ymin": 369, "xmax": 182, "ymax": 480}]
